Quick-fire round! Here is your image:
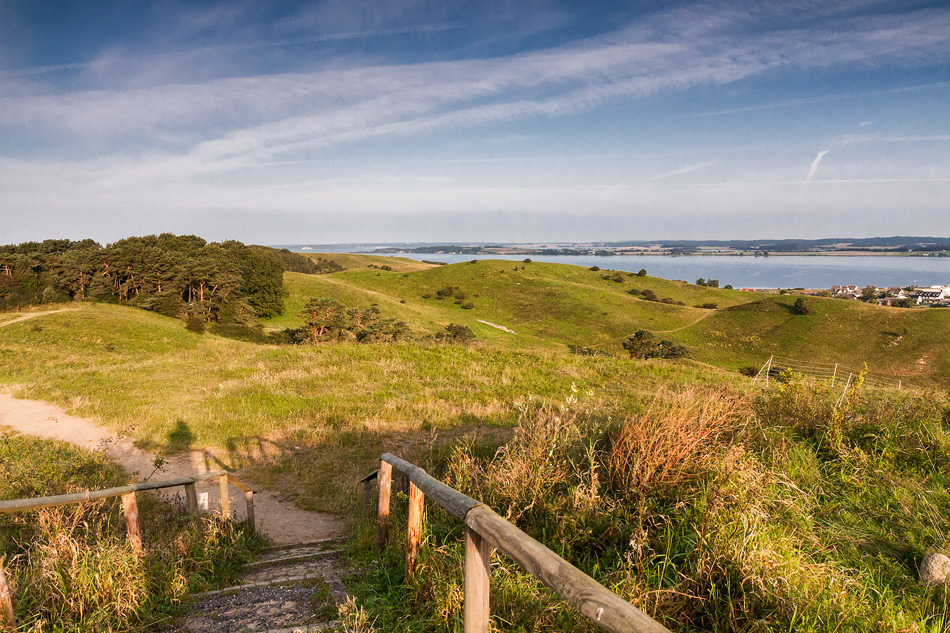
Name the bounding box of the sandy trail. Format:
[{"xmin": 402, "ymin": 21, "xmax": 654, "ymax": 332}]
[
  {"xmin": 0, "ymin": 308, "xmax": 78, "ymax": 328},
  {"xmin": 0, "ymin": 394, "xmax": 344, "ymax": 544}
]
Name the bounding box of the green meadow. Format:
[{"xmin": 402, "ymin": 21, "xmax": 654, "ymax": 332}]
[{"xmin": 2, "ymin": 254, "xmax": 950, "ymax": 632}]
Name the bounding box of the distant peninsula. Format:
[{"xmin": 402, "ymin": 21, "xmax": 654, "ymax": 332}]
[{"xmin": 352, "ymin": 236, "xmax": 950, "ymax": 257}]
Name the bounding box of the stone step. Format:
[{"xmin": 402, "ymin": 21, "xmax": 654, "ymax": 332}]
[
  {"xmin": 169, "ymin": 540, "xmax": 349, "ymax": 633},
  {"xmin": 250, "ymin": 546, "xmax": 342, "ymax": 568}
]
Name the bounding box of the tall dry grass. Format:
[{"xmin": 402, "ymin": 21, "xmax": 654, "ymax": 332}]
[{"xmin": 606, "ymin": 387, "xmax": 748, "ymax": 496}]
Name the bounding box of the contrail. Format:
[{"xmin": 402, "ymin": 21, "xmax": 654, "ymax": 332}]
[{"xmin": 805, "ymin": 150, "xmax": 829, "ymax": 182}]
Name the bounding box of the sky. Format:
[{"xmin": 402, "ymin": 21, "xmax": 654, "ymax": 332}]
[{"xmin": 1, "ymin": 0, "xmax": 948, "ymax": 246}]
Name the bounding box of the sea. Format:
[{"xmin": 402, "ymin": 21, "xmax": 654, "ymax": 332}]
[{"xmin": 291, "ymin": 248, "xmax": 949, "ymax": 290}]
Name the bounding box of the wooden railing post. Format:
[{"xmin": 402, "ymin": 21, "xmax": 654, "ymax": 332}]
[
  {"xmin": 405, "ymin": 482, "xmax": 425, "ymax": 577},
  {"xmin": 375, "ymin": 460, "xmax": 393, "ymax": 551},
  {"xmin": 0, "ymin": 559, "xmax": 14, "ymax": 632},
  {"xmin": 185, "ymin": 482, "xmax": 198, "ymax": 518},
  {"xmin": 219, "ymin": 474, "xmax": 230, "ymax": 518},
  {"xmin": 121, "ymin": 491, "xmax": 143, "ymax": 555},
  {"xmin": 464, "ymin": 526, "xmax": 491, "ymax": 633},
  {"xmin": 244, "ymin": 490, "xmax": 255, "ymax": 534}
]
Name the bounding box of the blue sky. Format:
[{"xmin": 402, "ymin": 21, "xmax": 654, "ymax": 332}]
[{"xmin": 1, "ymin": 0, "xmax": 948, "ymax": 245}]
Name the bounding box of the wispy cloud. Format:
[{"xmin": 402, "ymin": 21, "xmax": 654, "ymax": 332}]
[
  {"xmin": 3, "ymin": 3, "xmax": 949, "ymax": 170},
  {"xmin": 806, "ymin": 150, "xmax": 829, "ymax": 182},
  {"xmin": 646, "ymin": 161, "xmax": 717, "ymax": 181}
]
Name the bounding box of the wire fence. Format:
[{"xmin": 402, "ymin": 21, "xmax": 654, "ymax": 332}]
[{"xmin": 752, "ymin": 355, "xmax": 912, "ymax": 393}]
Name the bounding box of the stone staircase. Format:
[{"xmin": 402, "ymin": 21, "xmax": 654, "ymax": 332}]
[{"xmin": 171, "ymin": 539, "xmax": 349, "ymax": 632}]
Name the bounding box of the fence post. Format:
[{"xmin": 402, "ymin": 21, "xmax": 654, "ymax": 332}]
[
  {"xmin": 0, "ymin": 560, "xmax": 14, "ymax": 631},
  {"xmin": 464, "ymin": 527, "xmax": 491, "ymax": 633},
  {"xmin": 219, "ymin": 474, "xmax": 230, "ymax": 518},
  {"xmin": 244, "ymin": 490, "xmax": 255, "ymax": 534},
  {"xmin": 375, "ymin": 460, "xmax": 393, "ymax": 551},
  {"xmin": 406, "ymin": 482, "xmax": 425, "ymax": 577},
  {"xmin": 765, "ymin": 355, "xmax": 773, "ymax": 386},
  {"xmin": 831, "ymin": 363, "xmax": 837, "ymax": 386},
  {"xmin": 122, "ymin": 491, "xmax": 143, "ymax": 556},
  {"xmin": 185, "ymin": 482, "xmax": 198, "ymax": 518}
]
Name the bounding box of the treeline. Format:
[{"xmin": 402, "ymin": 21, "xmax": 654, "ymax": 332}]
[{"xmin": 0, "ymin": 235, "xmax": 320, "ymax": 321}]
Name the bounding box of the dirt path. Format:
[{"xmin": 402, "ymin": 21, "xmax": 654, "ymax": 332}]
[
  {"xmin": 0, "ymin": 308, "xmax": 78, "ymax": 328},
  {"xmin": 654, "ymin": 311, "xmax": 713, "ymax": 333},
  {"xmin": 0, "ymin": 393, "xmax": 344, "ymax": 545}
]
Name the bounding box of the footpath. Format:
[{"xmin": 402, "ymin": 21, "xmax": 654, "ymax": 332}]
[{"xmin": 0, "ymin": 393, "xmax": 351, "ymax": 632}]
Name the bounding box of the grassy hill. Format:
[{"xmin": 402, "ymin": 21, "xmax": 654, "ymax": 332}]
[{"xmin": 267, "ymin": 255, "xmax": 950, "ymax": 388}]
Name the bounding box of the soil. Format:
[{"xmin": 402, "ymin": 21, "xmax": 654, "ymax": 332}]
[{"xmin": 0, "ymin": 393, "xmax": 344, "ymax": 545}]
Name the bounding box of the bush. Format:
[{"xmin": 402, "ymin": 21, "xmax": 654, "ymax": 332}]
[
  {"xmin": 183, "ymin": 310, "xmax": 205, "ymax": 333},
  {"xmin": 637, "ymin": 269, "xmax": 647, "ymax": 276},
  {"xmin": 793, "ymin": 297, "xmax": 811, "ymax": 315},
  {"xmin": 436, "ymin": 323, "xmax": 475, "ymax": 343},
  {"xmin": 696, "ymin": 302, "xmax": 718, "ymax": 309},
  {"xmin": 623, "ymin": 330, "xmax": 690, "ymax": 359}
]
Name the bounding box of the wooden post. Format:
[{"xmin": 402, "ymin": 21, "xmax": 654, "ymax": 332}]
[
  {"xmin": 244, "ymin": 490, "xmax": 255, "ymax": 534},
  {"xmin": 219, "ymin": 474, "xmax": 230, "ymax": 518},
  {"xmin": 405, "ymin": 482, "xmax": 425, "ymax": 577},
  {"xmin": 375, "ymin": 460, "xmax": 393, "ymax": 551},
  {"xmin": 464, "ymin": 527, "xmax": 490, "ymax": 633},
  {"xmin": 185, "ymin": 482, "xmax": 198, "ymax": 518},
  {"xmin": 122, "ymin": 492, "xmax": 143, "ymax": 555},
  {"xmin": 0, "ymin": 560, "xmax": 14, "ymax": 631}
]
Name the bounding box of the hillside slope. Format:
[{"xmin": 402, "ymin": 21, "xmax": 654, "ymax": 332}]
[{"xmin": 270, "ymin": 256, "xmax": 950, "ymax": 387}]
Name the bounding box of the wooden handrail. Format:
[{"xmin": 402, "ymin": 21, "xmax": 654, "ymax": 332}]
[
  {"xmin": 0, "ymin": 469, "xmax": 257, "ymax": 629},
  {"xmin": 366, "ymin": 453, "xmax": 670, "ymax": 633},
  {"xmin": 0, "ymin": 470, "xmax": 232, "ymax": 514}
]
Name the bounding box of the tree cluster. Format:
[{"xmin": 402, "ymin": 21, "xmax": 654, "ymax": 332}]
[
  {"xmin": 622, "ymin": 330, "xmax": 690, "ymax": 360},
  {"xmin": 0, "ymin": 235, "xmax": 307, "ymax": 323},
  {"xmin": 295, "ymin": 298, "xmax": 410, "ymax": 343}
]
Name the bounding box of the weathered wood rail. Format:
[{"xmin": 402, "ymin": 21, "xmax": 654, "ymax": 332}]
[
  {"xmin": 364, "ymin": 452, "xmax": 670, "ymax": 633},
  {"xmin": 0, "ymin": 470, "xmax": 254, "ymax": 630}
]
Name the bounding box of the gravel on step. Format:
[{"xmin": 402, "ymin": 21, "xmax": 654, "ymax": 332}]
[{"xmin": 172, "ymin": 584, "xmax": 329, "ymax": 633}]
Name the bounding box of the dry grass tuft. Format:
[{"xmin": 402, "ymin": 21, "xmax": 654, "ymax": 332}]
[{"xmin": 607, "ymin": 387, "xmax": 748, "ymax": 495}]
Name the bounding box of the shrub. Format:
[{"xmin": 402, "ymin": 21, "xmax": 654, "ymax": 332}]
[
  {"xmin": 183, "ymin": 310, "xmax": 205, "ymax": 333},
  {"xmin": 696, "ymin": 302, "xmax": 718, "ymax": 309},
  {"xmin": 637, "ymin": 269, "xmax": 647, "ymax": 276},
  {"xmin": 793, "ymin": 297, "xmax": 811, "ymax": 315},
  {"xmin": 589, "ymin": 265, "xmax": 600, "ymax": 271},
  {"xmin": 435, "ymin": 286, "xmax": 458, "ymax": 299},
  {"xmin": 436, "ymin": 323, "xmax": 475, "ymax": 343},
  {"xmin": 623, "ymin": 330, "xmax": 690, "ymax": 359}
]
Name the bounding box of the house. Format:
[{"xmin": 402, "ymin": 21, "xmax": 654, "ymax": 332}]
[{"xmin": 830, "ymin": 284, "xmax": 861, "ymax": 299}]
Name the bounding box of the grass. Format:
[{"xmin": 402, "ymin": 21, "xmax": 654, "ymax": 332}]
[
  {"xmin": 343, "ymin": 381, "xmax": 950, "ymax": 633},
  {"xmin": 0, "ymin": 431, "xmax": 264, "ymax": 632},
  {"xmin": 0, "ymin": 302, "xmax": 736, "ymax": 514},
  {"xmin": 3, "ymin": 256, "xmax": 950, "ymax": 631},
  {"xmin": 268, "ymin": 257, "xmax": 950, "ymax": 387}
]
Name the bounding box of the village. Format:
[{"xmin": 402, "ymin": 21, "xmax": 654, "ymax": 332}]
[{"xmin": 827, "ymin": 284, "xmax": 950, "ymax": 306}]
